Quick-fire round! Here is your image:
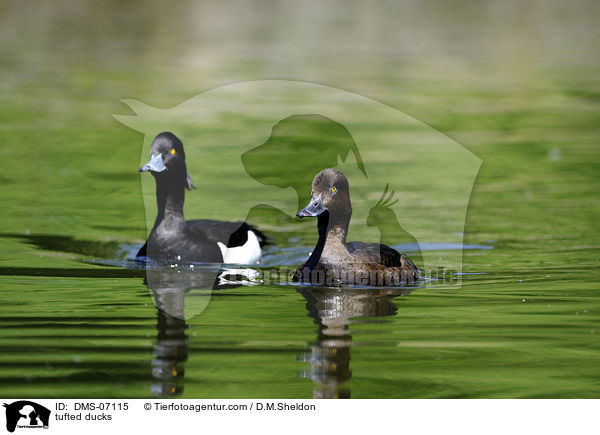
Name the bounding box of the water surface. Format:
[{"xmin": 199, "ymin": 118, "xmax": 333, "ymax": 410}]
[{"xmin": 1, "ymin": 0, "xmax": 599, "ymax": 398}]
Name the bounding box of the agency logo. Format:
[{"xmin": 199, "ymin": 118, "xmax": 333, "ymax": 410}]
[
  {"xmin": 114, "ymin": 80, "xmax": 481, "ymax": 318},
  {"xmin": 3, "ymin": 401, "xmax": 50, "ymax": 433}
]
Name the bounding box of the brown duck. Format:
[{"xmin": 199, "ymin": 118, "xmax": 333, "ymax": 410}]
[{"xmin": 293, "ymin": 168, "xmax": 419, "ymax": 286}]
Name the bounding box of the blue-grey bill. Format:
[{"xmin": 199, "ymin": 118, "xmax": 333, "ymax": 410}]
[
  {"xmin": 139, "ymin": 153, "xmax": 167, "ymax": 173},
  {"xmin": 297, "ymin": 194, "xmax": 326, "ymax": 218}
]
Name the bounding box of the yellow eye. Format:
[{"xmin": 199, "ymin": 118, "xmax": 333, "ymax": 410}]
[
  {"xmin": 331, "ymin": 186, "xmax": 337, "ymax": 193},
  {"xmin": 170, "ymin": 149, "xmax": 176, "ymax": 155}
]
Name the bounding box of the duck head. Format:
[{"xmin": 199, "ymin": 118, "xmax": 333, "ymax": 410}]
[
  {"xmin": 139, "ymin": 132, "xmax": 194, "ymax": 189},
  {"xmin": 297, "ymin": 168, "xmax": 352, "ymax": 225}
]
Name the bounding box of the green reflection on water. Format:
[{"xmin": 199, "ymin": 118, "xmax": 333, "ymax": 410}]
[{"xmin": 0, "ymin": 0, "xmax": 599, "ymax": 398}]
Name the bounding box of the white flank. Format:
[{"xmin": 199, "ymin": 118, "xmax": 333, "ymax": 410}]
[{"xmin": 216, "ymin": 230, "xmax": 262, "ymax": 264}]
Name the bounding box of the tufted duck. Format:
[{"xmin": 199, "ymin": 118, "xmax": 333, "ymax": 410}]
[
  {"xmin": 137, "ymin": 132, "xmax": 267, "ymax": 264},
  {"xmin": 292, "ymin": 168, "xmax": 419, "ymax": 286}
]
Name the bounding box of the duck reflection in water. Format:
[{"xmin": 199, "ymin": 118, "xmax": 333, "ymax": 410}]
[
  {"xmin": 297, "ymin": 286, "xmax": 412, "ymax": 399},
  {"xmin": 143, "ymin": 266, "xmax": 257, "ymax": 396},
  {"xmin": 152, "ymin": 305, "xmax": 187, "ymax": 396}
]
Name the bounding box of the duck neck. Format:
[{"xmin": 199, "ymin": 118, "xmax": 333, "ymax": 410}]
[
  {"xmin": 154, "ymin": 172, "xmax": 186, "ymax": 227},
  {"xmin": 306, "ymin": 211, "xmax": 350, "ymax": 268}
]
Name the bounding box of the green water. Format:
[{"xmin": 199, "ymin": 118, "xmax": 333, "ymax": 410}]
[{"xmin": 1, "ymin": 0, "xmax": 599, "ymax": 398}]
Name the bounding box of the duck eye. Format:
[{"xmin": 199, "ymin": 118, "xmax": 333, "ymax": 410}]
[
  {"xmin": 170, "ymin": 149, "xmax": 176, "ymax": 155},
  {"xmin": 331, "ymin": 186, "xmax": 337, "ymax": 193}
]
